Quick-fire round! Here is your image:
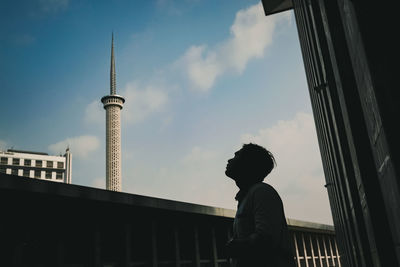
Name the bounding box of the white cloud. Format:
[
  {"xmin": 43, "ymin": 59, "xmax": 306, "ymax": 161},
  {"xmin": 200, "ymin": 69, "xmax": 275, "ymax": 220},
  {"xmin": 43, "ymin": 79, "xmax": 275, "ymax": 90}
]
[
  {"xmin": 84, "ymin": 3, "xmax": 290, "ymax": 126},
  {"xmin": 84, "ymin": 100, "xmax": 103, "ymax": 125},
  {"xmin": 84, "ymin": 82, "xmax": 168, "ymax": 126},
  {"xmin": 241, "ymin": 112, "xmax": 332, "ymax": 224},
  {"xmin": 122, "ymin": 146, "xmax": 238, "ymax": 209},
  {"xmin": 177, "ymin": 3, "xmax": 291, "ymax": 91},
  {"xmin": 121, "ymin": 113, "xmax": 332, "ymax": 224},
  {"xmin": 121, "ymin": 82, "xmax": 168, "ymax": 124},
  {"xmin": 241, "ymin": 112, "xmax": 321, "ymax": 172},
  {"xmin": 179, "ymin": 45, "xmax": 222, "ymax": 92},
  {"xmin": 48, "ymin": 135, "xmax": 100, "ymax": 159}
]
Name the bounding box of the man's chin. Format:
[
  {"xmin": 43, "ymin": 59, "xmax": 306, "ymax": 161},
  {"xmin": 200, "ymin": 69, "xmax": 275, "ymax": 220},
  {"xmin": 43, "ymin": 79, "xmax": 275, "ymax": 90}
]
[{"xmin": 225, "ymin": 169, "xmax": 235, "ymax": 179}]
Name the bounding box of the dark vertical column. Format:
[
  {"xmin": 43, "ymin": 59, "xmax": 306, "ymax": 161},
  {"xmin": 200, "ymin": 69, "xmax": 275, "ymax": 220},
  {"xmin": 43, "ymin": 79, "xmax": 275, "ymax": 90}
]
[
  {"xmin": 194, "ymin": 225, "xmax": 201, "ymax": 267},
  {"xmin": 334, "ymin": 238, "xmax": 342, "ymax": 267},
  {"xmin": 316, "ymin": 235, "xmax": 323, "ymax": 267},
  {"xmin": 174, "ymin": 225, "xmax": 181, "ymax": 267},
  {"xmin": 328, "ymin": 236, "xmax": 335, "ymax": 267},
  {"xmin": 151, "ymin": 221, "xmax": 158, "ymax": 267},
  {"xmin": 227, "ymin": 226, "xmax": 232, "ymax": 267},
  {"xmin": 322, "ymin": 236, "xmax": 330, "ymax": 267},
  {"xmin": 300, "ymin": 233, "xmax": 309, "ymax": 267},
  {"xmin": 343, "ymin": 0, "xmax": 400, "ymax": 172},
  {"xmin": 313, "ymin": 0, "xmax": 399, "ymax": 266},
  {"xmin": 306, "ymin": 2, "xmax": 366, "ymax": 266},
  {"xmin": 316, "ymin": 1, "xmax": 382, "ymax": 266},
  {"xmin": 309, "ymin": 235, "xmax": 316, "ymax": 267},
  {"xmin": 124, "ymin": 223, "xmax": 131, "ymax": 267},
  {"xmin": 94, "ymin": 225, "xmax": 101, "ymax": 267},
  {"xmin": 293, "ymin": 233, "xmax": 301, "ymax": 266},
  {"xmin": 292, "ymin": 1, "xmax": 356, "ymax": 266},
  {"xmin": 211, "ymin": 227, "xmax": 218, "ymax": 267},
  {"xmin": 335, "ymin": 0, "xmax": 400, "ymax": 265},
  {"xmin": 292, "ymin": 0, "xmax": 400, "ymax": 265}
]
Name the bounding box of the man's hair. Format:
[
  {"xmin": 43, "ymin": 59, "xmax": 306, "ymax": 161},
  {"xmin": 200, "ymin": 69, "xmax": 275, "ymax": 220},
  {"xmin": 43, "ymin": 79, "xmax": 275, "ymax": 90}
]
[{"xmin": 240, "ymin": 143, "xmax": 276, "ymax": 182}]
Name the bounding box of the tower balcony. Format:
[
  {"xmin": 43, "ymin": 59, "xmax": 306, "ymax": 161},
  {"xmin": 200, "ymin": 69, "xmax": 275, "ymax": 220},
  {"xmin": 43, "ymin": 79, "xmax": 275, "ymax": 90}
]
[{"xmin": 101, "ymin": 95, "xmax": 125, "ymax": 109}]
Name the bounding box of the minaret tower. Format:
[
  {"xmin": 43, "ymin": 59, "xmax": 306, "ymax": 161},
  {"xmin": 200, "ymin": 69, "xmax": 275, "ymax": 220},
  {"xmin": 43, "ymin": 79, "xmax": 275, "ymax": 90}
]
[{"xmin": 101, "ymin": 33, "xmax": 125, "ymax": 191}]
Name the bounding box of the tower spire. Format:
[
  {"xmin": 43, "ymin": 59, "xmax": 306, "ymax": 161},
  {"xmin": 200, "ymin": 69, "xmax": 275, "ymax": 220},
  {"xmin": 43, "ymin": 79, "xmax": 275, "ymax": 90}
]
[
  {"xmin": 102, "ymin": 33, "xmax": 125, "ymax": 192},
  {"xmin": 110, "ymin": 32, "xmax": 116, "ymax": 95}
]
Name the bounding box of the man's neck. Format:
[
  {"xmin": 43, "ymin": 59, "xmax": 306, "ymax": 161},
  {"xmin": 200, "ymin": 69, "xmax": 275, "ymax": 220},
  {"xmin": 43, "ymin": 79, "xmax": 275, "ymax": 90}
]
[{"xmin": 235, "ymin": 182, "xmax": 259, "ymax": 201}]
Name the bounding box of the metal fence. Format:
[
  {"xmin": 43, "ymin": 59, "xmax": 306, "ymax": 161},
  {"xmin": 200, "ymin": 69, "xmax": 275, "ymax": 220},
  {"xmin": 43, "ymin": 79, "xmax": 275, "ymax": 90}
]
[{"xmin": 290, "ymin": 228, "xmax": 341, "ymax": 267}]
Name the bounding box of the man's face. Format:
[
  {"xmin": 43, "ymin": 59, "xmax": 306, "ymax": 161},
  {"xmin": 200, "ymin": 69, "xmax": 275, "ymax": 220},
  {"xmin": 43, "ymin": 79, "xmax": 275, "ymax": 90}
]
[
  {"xmin": 226, "ymin": 149, "xmax": 256, "ymax": 189},
  {"xmin": 225, "ymin": 149, "xmax": 244, "ymax": 181}
]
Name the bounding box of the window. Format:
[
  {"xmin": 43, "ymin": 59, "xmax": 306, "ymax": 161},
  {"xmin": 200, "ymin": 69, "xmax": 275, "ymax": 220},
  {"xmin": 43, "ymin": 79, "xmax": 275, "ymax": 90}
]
[
  {"xmin": 34, "ymin": 170, "xmax": 41, "ymax": 178},
  {"xmin": 24, "ymin": 159, "xmax": 31, "ymax": 166},
  {"xmin": 36, "ymin": 160, "xmax": 42, "ymax": 167},
  {"xmin": 45, "ymin": 171, "xmax": 52, "ymax": 179},
  {"xmin": 57, "ymin": 162, "xmax": 64, "ymax": 169},
  {"xmin": 12, "ymin": 158, "xmax": 20, "ymax": 165},
  {"xmin": 0, "ymin": 167, "xmax": 6, "ymax": 173},
  {"xmin": 11, "ymin": 169, "xmax": 18, "ymax": 175},
  {"xmin": 47, "ymin": 161, "xmax": 53, "ymax": 168},
  {"xmin": 23, "ymin": 169, "xmax": 30, "ymax": 177},
  {"xmin": 56, "ymin": 172, "xmax": 63, "ymax": 180},
  {"xmin": 0, "ymin": 157, "xmax": 8, "ymax": 165}
]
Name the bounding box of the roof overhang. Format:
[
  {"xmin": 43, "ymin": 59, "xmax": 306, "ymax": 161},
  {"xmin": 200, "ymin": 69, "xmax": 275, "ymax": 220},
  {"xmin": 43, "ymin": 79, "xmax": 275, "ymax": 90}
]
[
  {"xmin": 0, "ymin": 173, "xmax": 335, "ymax": 232},
  {"xmin": 261, "ymin": 0, "xmax": 293, "ymax": 16}
]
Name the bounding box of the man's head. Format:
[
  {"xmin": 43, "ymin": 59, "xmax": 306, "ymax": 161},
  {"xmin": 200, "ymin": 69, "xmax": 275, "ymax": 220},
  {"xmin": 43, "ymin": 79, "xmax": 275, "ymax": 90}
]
[{"xmin": 225, "ymin": 143, "xmax": 276, "ymax": 188}]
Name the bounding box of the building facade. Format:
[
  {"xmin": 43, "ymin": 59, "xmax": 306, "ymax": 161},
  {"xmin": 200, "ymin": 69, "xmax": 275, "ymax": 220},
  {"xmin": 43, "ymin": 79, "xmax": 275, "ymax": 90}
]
[
  {"xmin": 0, "ymin": 173, "xmax": 340, "ymax": 267},
  {"xmin": 0, "ymin": 148, "xmax": 72, "ymax": 184},
  {"xmin": 261, "ymin": 1, "xmax": 400, "ymax": 266},
  {"xmin": 101, "ymin": 34, "xmax": 125, "ymax": 192}
]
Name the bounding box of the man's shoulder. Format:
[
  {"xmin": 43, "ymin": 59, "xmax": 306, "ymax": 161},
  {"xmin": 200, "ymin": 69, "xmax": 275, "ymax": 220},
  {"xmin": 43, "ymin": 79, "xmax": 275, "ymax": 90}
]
[
  {"xmin": 250, "ymin": 182, "xmax": 277, "ymax": 193},
  {"xmin": 249, "ymin": 182, "xmax": 282, "ymax": 201}
]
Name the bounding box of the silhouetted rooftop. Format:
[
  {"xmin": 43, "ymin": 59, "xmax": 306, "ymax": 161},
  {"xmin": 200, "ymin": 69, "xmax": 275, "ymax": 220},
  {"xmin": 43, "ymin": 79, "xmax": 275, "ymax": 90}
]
[
  {"xmin": 0, "ymin": 173, "xmax": 334, "ymax": 233},
  {"xmin": 261, "ymin": 0, "xmax": 293, "ymax": 15}
]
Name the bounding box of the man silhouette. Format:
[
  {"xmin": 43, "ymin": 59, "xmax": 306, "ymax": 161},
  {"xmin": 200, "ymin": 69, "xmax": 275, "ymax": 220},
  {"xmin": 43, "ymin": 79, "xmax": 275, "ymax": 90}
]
[{"xmin": 225, "ymin": 143, "xmax": 295, "ymax": 267}]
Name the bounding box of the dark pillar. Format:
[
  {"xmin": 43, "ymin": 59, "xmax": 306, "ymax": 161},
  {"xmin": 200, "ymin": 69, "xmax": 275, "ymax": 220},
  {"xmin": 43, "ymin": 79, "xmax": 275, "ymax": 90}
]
[
  {"xmin": 174, "ymin": 225, "xmax": 181, "ymax": 267},
  {"xmin": 194, "ymin": 225, "xmax": 201, "ymax": 267},
  {"xmin": 211, "ymin": 227, "xmax": 218, "ymax": 267},
  {"xmin": 124, "ymin": 223, "xmax": 132, "ymax": 267},
  {"xmin": 151, "ymin": 220, "xmax": 158, "ymax": 267},
  {"xmin": 288, "ymin": 0, "xmax": 400, "ymax": 266},
  {"xmin": 94, "ymin": 225, "xmax": 101, "ymax": 267},
  {"xmin": 334, "ymin": 0, "xmax": 400, "ymax": 264}
]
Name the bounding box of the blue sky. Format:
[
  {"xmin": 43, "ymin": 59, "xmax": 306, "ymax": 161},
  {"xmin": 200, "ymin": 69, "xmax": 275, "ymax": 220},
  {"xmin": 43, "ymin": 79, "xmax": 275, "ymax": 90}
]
[{"xmin": 0, "ymin": 0, "xmax": 332, "ymax": 224}]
